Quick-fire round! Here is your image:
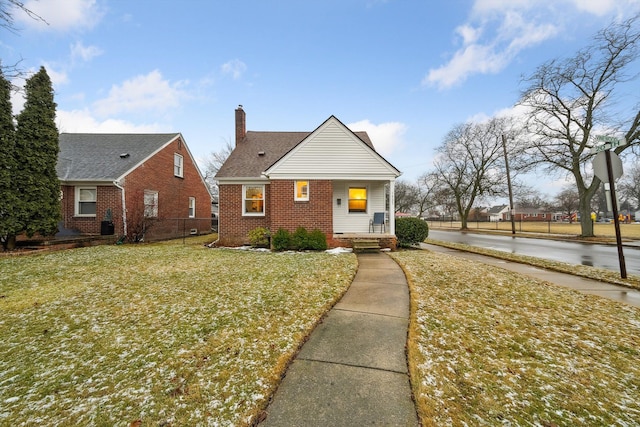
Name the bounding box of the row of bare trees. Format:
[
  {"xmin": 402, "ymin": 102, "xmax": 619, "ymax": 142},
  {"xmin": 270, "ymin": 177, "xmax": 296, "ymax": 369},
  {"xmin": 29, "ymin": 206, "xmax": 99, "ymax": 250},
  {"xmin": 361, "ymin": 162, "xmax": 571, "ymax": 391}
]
[{"xmin": 398, "ymin": 14, "xmax": 640, "ymax": 237}]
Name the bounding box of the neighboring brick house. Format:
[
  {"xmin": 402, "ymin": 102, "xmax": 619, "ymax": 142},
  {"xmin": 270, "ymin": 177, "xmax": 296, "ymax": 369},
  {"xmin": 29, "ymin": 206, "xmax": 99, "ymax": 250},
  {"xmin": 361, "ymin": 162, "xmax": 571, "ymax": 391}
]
[
  {"xmin": 57, "ymin": 133, "xmax": 212, "ymax": 241},
  {"xmin": 215, "ymin": 106, "xmax": 401, "ymax": 249},
  {"xmin": 511, "ymin": 208, "xmax": 553, "ymax": 221}
]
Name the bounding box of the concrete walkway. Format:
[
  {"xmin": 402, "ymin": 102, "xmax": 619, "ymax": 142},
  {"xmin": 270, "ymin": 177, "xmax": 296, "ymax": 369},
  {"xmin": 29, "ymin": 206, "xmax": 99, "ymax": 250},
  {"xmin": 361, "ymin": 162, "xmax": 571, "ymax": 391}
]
[
  {"xmin": 260, "ymin": 253, "xmax": 419, "ymax": 426},
  {"xmin": 421, "ymin": 242, "xmax": 640, "ymax": 308}
]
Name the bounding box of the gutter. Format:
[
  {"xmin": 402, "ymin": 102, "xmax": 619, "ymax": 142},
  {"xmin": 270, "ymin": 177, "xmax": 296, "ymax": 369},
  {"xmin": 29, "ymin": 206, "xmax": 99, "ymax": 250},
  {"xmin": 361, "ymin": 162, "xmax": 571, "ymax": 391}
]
[{"xmin": 113, "ymin": 180, "xmax": 127, "ymax": 237}]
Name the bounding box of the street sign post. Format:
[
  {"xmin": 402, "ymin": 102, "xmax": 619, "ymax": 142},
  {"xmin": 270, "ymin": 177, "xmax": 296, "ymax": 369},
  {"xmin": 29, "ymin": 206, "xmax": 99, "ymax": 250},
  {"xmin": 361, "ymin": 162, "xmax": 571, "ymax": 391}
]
[{"xmin": 591, "ymin": 135, "xmax": 626, "ymax": 279}]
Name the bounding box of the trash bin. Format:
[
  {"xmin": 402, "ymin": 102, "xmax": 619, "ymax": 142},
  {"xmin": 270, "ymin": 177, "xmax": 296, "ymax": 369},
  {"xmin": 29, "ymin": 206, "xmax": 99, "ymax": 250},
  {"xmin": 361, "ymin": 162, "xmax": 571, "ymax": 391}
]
[{"xmin": 101, "ymin": 221, "xmax": 115, "ymax": 235}]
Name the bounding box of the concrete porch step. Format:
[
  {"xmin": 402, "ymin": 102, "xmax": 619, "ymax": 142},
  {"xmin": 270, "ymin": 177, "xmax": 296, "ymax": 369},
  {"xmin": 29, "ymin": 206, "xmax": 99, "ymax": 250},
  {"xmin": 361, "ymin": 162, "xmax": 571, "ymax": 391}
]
[{"xmin": 352, "ymin": 239, "xmax": 381, "ymax": 253}]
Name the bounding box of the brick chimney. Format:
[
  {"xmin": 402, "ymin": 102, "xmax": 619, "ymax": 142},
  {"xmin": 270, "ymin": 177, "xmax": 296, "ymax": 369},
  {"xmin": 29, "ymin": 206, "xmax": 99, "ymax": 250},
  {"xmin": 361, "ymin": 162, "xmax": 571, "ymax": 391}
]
[{"xmin": 235, "ymin": 105, "xmax": 246, "ymax": 146}]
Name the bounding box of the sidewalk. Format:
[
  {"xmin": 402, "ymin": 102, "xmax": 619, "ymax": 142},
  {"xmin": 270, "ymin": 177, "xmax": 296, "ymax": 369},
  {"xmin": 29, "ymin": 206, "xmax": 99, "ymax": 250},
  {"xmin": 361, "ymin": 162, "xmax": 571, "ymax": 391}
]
[
  {"xmin": 260, "ymin": 253, "xmax": 419, "ymax": 426},
  {"xmin": 421, "ymin": 242, "xmax": 640, "ymax": 308}
]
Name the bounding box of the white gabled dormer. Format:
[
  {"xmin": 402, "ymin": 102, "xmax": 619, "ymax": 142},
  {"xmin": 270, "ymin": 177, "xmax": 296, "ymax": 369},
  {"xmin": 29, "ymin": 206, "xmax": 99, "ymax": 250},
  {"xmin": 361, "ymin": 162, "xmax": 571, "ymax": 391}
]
[{"xmin": 263, "ymin": 116, "xmax": 400, "ymax": 181}]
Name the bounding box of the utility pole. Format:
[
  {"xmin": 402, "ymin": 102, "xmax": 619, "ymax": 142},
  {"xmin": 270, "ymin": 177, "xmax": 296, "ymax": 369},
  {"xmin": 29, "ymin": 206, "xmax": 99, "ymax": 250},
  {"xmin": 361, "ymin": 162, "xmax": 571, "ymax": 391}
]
[{"xmin": 501, "ymin": 134, "xmax": 516, "ymax": 235}]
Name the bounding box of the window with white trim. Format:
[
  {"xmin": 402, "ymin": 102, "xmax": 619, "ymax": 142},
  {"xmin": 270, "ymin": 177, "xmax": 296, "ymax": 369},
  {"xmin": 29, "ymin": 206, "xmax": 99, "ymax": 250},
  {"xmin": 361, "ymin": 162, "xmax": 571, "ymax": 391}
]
[
  {"xmin": 295, "ymin": 180, "xmax": 309, "ymax": 201},
  {"xmin": 243, "ymin": 185, "xmax": 265, "ymax": 216},
  {"xmin": 348, "ymin": 187, "xmax": 367, "ymax": 213},
  {"xmin": 76, "ymin": 187, "xmax": 97, "ymax": 216},
  {"xmin": 174, "ymin": 153, "xmax": 183, "ymax": 177},
  {"xmin": 144, "ymin": 190, "xmax": 158, "ymax": 218},
  {"xmin": 188, "ymin": 197, "xmax": 196, "ymax": 218}
]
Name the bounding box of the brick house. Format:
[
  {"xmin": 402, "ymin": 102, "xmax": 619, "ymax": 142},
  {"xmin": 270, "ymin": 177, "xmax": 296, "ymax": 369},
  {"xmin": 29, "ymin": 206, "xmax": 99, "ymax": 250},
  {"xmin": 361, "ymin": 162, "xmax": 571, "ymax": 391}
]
[
  {"xmin": 511, "ymin": 208, "xmax": 554, "ymax": 221},
  {"xmin": 215, "ymin": 106, "xmax": 402, "ymax": 249},
  {"xmin": 57, "ymin": 133, "xmax": 212, "ymax": 241}
]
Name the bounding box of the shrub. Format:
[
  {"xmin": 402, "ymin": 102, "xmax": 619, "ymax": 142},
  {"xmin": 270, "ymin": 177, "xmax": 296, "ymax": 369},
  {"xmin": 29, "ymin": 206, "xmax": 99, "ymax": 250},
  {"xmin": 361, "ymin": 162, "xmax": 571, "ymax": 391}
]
[
  {"xmin": 271, "ymin": 227, "xmax": 327, "ymax": 251},
  {"xmin": 248, "ymin": 227, "xmax": 270, "ymax": 248},
  {"xmin": 271, "ymin": 228, "xmax": 291, "ymax": 251},
  {"xmin": 292, "ymin": 226, "xmax": 309, "ymax": 251},
  {"xmin": 395, "ymin": 217, "xmax": 429, "ymax": 248},
  {"xmin": 308, "ymin": 229, "xmax": 328, "ymax": 251}
]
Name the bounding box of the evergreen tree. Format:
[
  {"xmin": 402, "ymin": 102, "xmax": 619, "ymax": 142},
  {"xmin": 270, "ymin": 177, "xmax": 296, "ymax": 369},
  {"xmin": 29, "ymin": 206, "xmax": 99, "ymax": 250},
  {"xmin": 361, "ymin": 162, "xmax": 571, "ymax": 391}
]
[
  {"xmin": 14, "ymin": 66, "xmax": 60, "ymax": 238},
  {"xmin": 0, "ymin": 69, "xmax": 18, "ymax": 249}
]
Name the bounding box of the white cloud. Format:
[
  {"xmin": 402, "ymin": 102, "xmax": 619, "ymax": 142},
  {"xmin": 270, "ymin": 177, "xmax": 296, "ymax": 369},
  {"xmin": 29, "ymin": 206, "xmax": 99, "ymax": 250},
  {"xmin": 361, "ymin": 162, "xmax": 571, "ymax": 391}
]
[
  {"xmin": 423, "ymin": 0, "xmax": 637, "ymax": 89},
  {"xmin": 18, "ymin": 0, "xmax": 103, "ymax": 31},
  {"xmin": 56, "ymin": 109, "xmax": 163, "ymax": 133},
  {"xmin": 43, "ymin": 64, "xmax": 69, "ymax": 87},
  {"xmin": 70, "ymin": 41, "xmax": 103, "ymax": 63},
  {"xmin": 457, "ymin": 24, "xmax": 482, "ymax": 45},
  {"xmin": 347, "ymin": 119, "xmax": 407, "ymax": 156},
  {"xmin": 221, "ymin": 59, "xmax": 247, "ymax": 80},
  {"xmin": 570, "ymin": 0, "xmax": 617, "ymax": 16},
  {"xmin": 92, "ymin": 70, "xmax": 189, "ymax": 117}
]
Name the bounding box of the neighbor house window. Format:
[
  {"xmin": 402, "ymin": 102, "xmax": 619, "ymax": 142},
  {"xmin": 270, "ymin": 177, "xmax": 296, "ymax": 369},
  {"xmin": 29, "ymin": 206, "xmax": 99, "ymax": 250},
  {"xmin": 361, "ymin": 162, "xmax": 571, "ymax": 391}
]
[
  {"xmin": 295, "ymin": 180, "xmax": 309, "ymax": 201},
  {"xmin": 174, "ymin": 153, "xmax": 183, "ymax": 177},
  {"xmin": 188, "ymin": 197, "xmax": 196, "ymax": 218},
  {"xmin": 243, "ymin": 185, "xmax": 265, "ymax": 216},
  {"xmin": 144, "ymin": 190, "xmax": 158, "ymax": 218},
  {"xmin": 348, "ymin": 187, "xmax": 367, "ymax": 213},
  {"xmin": 76, "ymin": 187, "xmax": 97, "ymax": 216}
]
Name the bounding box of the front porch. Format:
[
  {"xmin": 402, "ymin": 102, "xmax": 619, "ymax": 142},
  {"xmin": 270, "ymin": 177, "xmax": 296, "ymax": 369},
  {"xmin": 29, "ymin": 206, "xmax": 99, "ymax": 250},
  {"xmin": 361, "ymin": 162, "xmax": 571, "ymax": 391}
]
[{"xmin": 330, "ymin": 233, "xmax": 397, "ymax": 251}]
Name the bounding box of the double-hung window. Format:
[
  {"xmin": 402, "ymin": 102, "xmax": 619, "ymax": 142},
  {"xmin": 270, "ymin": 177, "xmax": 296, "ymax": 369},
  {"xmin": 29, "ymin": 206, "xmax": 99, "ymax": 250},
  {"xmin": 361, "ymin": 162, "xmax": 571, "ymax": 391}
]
[
  {"xmin": 348, "ymin": 187, "xmax": 367, "ymax": 213},
  {"xmin": 243, "ymin": 185, "xmax": 265, "ymax": 216},
  {"xmin": 144, "ymin": 190, "xmax": 158, "ymax": 218},
  {"xmin": 76, "ymin": 187, "xmax": 97, "ymax": 216},
  {"xmin": 188, "ymin": 197, "xmax": 196, "ymax": 218},
  {"xmin": 295, "ymin": 180, "xmax": 309, "ymax": 201},
  {"xmin": 174, "ymin": 153, "xmax": 183, "ymax": 178}
]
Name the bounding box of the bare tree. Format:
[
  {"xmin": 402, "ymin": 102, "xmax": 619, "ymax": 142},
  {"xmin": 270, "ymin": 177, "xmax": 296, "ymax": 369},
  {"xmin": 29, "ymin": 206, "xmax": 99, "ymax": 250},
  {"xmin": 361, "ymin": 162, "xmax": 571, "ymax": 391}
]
[
  {"xmin": 394, "ymin": 180, "xmax": 419, "ymax": 214},
  {"xmin": 618, "ymin": 161, "xmax": 640, "ymax": 210},
  {"xmin": 414, "ymin": 172, "xmax": 442, "ymax": 218},
  {"xmin": 554, "ymin": 187, "xmax": 581, "ymax": 223},
  {"xmin": 433, "ymin": 119, "xmax": 507, "ymax": 229},
  {"xmin": 1, "ymin": 1, "xmax": 47, "ymax": 78},
  {"xmin": 202, "ymin": 140, "xmax": 233, "ymax": 200},
  {"xmin": 518, "ymin": 15, "xmax": 640, "ymax": 237}
]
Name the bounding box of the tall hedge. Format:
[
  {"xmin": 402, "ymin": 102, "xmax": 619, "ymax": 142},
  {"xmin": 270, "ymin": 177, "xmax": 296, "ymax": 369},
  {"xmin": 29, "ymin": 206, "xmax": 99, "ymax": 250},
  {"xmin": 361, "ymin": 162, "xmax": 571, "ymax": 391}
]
[
  {"xmin": 0, "ymin": 69, "xmax": 18, "ymax": 249},
  {"xmin": 14, "ymin": 66, "xmax": 60, "ymax": 238}
]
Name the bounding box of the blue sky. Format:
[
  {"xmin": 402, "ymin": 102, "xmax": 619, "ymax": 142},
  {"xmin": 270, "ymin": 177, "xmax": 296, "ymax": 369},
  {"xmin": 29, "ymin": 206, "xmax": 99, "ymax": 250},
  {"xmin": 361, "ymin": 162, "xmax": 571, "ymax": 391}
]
[{"xmin": 3, "ymin": 0, "xmax": 639, "ymax": 196}]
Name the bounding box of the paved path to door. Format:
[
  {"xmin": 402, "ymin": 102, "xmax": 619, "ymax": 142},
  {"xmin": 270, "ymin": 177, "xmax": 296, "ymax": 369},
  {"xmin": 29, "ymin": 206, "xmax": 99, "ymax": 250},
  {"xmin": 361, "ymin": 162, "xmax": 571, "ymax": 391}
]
[{"xmin": 260, "ymin": 252, "xmax": 419, "ymax": 426}]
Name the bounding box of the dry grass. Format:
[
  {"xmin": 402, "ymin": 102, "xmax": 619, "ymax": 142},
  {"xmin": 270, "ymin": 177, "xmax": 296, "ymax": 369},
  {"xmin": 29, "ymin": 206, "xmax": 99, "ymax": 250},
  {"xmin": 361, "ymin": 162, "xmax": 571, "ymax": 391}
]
[
  {"xmin": 0, "ymin": 237, "xmax": 357, "ymax": 426},
  {"xmin": 430, "ymin": 220, "xmax": 640, "ymax": 239},
  {"xmin": 391, "ymin": 250, "xmax": 640, "ymax": 426},
  {"xmin": 424, "ymin": 238, "xmax": 640, "ymax": 290}
]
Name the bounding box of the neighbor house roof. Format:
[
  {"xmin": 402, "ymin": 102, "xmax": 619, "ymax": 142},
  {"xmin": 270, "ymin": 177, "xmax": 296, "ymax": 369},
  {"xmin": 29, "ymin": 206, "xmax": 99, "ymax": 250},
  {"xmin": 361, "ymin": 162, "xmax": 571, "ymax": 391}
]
[
  {"xmin": 488, "ymin": 204, "xmax": 509, "ymax": 214},
  {"xmin": 215, "ymin": 127, "xmax": 374, "ymax": 179},
  {"xmin": 57, "ymin": 133, "xmax": 181, "ymax": 182}
]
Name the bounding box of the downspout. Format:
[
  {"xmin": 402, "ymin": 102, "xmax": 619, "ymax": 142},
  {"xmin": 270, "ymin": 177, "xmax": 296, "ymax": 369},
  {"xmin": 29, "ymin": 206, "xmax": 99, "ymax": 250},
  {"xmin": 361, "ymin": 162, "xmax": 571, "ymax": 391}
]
[
  {"xmin": 389, "ymin": 180, "xmax": 395, "ymax": 235},
  {"xmin": 113, "ymin": 180, "xmax": 127, "ymax": 237}
]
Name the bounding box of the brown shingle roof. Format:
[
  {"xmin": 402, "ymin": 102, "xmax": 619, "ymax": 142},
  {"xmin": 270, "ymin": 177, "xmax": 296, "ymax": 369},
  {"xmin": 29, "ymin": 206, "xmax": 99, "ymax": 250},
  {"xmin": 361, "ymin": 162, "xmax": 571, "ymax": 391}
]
[{"xmin": 215, "ymin": 130, "xmax": 373, "ymax": 178}]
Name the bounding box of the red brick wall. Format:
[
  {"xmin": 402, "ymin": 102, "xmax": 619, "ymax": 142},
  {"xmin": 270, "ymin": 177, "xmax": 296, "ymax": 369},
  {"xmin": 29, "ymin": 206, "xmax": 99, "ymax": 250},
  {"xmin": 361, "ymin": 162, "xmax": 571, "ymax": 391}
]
[
  {"xmin": 60, "ymin": 185, "xmax": 123, "ymax": 235},
  {"xmin": 60, "ymin": 136, "xmax": 211, "ymax": 241},
  {"xmin": 122, "ymin": 136, "xmax": 212, "ymax": 241},
  {"xmin": 217, "ymin": 179, "xmax": 333, "ymax": 247},
  {"xmin": 217, "ymin": 183, "xmax": 270, "ymax": 246},
  {"xmin": 269, "ymin": 180, "xmax": 332, "ymax": 236}
]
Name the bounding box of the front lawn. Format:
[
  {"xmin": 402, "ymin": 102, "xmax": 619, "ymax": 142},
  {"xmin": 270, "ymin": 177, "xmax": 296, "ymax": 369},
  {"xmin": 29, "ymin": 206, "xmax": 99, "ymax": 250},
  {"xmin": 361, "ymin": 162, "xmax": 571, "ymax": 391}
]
[
  {"xmin": 391, "ymin": 250, "xmax": 640, "ymax": 427},
  {"xmin": 0, "ymin": 238, "xmax": 357, "ymax": 426}
]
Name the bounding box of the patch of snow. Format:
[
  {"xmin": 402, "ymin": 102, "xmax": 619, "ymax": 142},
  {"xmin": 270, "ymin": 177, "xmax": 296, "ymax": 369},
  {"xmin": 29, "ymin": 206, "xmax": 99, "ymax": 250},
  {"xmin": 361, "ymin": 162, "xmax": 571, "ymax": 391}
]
[{"xmin": 325, "ymin": 247, "xmax": 353, "ymax": 254}]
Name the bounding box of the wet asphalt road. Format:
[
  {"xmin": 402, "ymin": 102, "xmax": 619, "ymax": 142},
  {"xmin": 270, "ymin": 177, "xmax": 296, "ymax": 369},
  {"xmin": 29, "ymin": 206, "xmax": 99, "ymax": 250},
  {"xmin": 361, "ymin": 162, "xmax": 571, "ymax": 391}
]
[{"xmin": 429, "ymin": 229, "xmax": 640, "ymax": 276}]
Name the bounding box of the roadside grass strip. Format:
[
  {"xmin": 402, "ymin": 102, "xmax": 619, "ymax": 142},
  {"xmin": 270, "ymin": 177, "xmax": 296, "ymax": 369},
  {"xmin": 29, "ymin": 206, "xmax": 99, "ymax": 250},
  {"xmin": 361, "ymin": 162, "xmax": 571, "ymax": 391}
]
[
  {"xmin": 0, "ymin": 241, "xmax": 357, "ymax": 426},
  {"xmin": 391, "ymin": 250, "xmax": 640, "ymax": 427},
  {"xmin": 425, "ymin": 238, "xmax": 640, "ymax": 290}
]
